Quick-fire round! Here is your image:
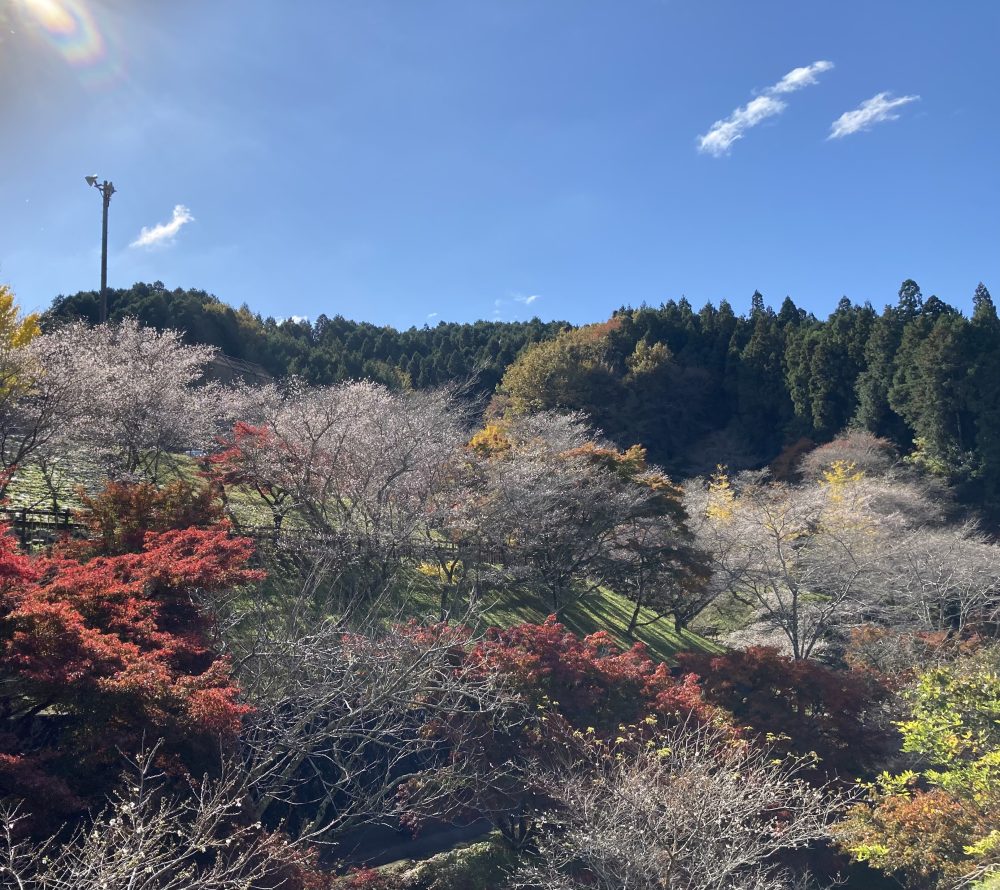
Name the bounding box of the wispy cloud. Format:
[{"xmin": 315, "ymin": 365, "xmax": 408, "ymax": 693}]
[
  {"xmin": 515, "ymin": 294, "xmax": 540, "ymax": 306},
  {"xmin": 427, "ymin": 312, "xmax": 438, "ymax": 319},
  {"xmin": 770, "ymin": 62, "xmax": 835, "ymax": 94},
  {"xmin": 698, "ymin": 96, "xmax": 786, "ymax": 157},
  {"xmin": 828, "ymin": 92, "xmax": 919, "ymax": 139},
  {"xmin": 130, "ymin": 204, "xmax": 194, "ymax": 248},
  {"xmin": 698, "ymin": 60, "xmax": 834, "ymax": 156}
]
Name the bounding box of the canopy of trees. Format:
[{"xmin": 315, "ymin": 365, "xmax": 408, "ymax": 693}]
[
  {"xmin": 46, "ymin": 278, "xmax": 1000, "ymax": 516},
  {"xmin": 45, "ymin": 281, "xmax": 566, "ymax": 395},
  {"xmin": 2, "ymin": 278, "xmax": 997, "ymax": 889}
]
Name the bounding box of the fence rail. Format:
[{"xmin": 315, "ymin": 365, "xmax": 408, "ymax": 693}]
[
  {"xmin": 0, "ymin": 507, "xmax": 517, "ymax": 565},
  {"xmin": 0, "ymin": 507, "xmax": 74, "ymax": 546}
]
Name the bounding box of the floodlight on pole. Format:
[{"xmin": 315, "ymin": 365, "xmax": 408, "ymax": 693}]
[{"xmin": 85, "ymin": 175, "xmax": 116, "ymax": 324}]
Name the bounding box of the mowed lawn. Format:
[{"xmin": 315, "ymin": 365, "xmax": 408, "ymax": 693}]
[{"xmin": 401, "ymin": 578, "xmax": 721, "ymax": 663}]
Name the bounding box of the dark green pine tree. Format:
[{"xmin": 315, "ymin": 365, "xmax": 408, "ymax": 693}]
[
  {"xmin": 968, "ymin": 283, "xmax": 1000, "ymax": 506},
  {"xmin": 890, "ymin": 303, "xmax": 973, "ymax": 477},
  {"xmin": 861, "ymin": 279, "xmax": 925, "ymax": 443},
  {"xmin": 808, "ymin": 298, "xmax": 874, "ymax": 436},
  {"xmin": 777, "ymin": 296, "xmax": 805, "ymax": 328},
  {"xmin": 414, "ymin": 355, "xmax": 432, "ymax": 389},
  {"xmin": 854, "ymin": 295, "xmax": 909, "ymax": 442},
  {"xmin": 445, "ymin": 350, "xmax": 466, "ymax": 379},
  {"xmin": 783, "ymin": 323, "xmax": 821, "ymax": 434},
  {"xmin": 896, "ymin": 278, "xmax": 923, "ymax": 320},
  {"xmin": 735, "ymin": 305, "xmax": 793, "ymax": 453},
  {"xmin": 404, "ymin": 353, "xmax": 422, "ymax": 387}
]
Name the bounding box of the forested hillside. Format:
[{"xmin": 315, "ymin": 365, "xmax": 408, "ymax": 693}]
[
  {"xmin": 0, "ymin": 281, "xmax": 994, "ymax": 888},
  {"xmin": 48, "ymin": 278, "xmax": 1000, "ymax": 513},
  {"xmin": 45, "ymin": 282, "xmax": 566, "ymax": 394}
]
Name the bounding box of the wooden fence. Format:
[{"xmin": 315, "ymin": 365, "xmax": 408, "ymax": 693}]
[
  {"xmin": 0, "ymin": 507, "xmax": 74, "ymax": 546},
  {"xmin": 0, "ymin": 507, "xmax": 516, "ymax": 566}
]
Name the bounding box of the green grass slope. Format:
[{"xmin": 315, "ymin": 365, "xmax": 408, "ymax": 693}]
[{"xmin": 397, "ymin": 575, "xmax": 720, "ymax": 663}]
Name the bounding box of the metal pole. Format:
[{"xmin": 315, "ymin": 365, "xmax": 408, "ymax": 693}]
[
  {"xmin": 100, "ymin": 184, "xmax": 109, "ymax": 324},
  {"xmin": 99, "ymin": 180, "xmax": 114, "ymax": 324},
  {"xmin": 87, "ymin": 176, "xmax": 115, "ymax": 324}
]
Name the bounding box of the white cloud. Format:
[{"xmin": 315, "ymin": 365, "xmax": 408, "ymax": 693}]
[
  {"xmin": 130, "ymin": 204, "xmax": 194, "ymax": 248},
  {"xmin": 427, "ymin": 312, "xmax": 438, "ymax": 319},
  {"xmin": 771, "ymin": 60, "xmax": 835, "ymax": 94},
  {"xmin": 828, "ymin": 92, "xmax": 919, "ymax": 139},
  {"xmin": 515, "ymin": 294, "xmax": 540, "ymax": 306},
  {"xmin": 698, "ymin": 96, "xmax": 787, "ymax": 157},
  {"xmin": 698, "ymin": 60, "xmax": 834, "ymax": 156}
]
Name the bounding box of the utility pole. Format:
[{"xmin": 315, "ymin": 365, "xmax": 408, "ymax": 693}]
[{"xmin": 85, "ymin": 175, "xmax": 116, "ymax": 324}]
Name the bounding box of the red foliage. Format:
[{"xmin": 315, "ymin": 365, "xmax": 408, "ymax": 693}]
[
  {"xmin": 0, "ymin": 483, "xmax": 263, "ymax": 830},
  {"xmin": 676, "ymin": 646, "xmax": 896, "ymax": 778},
  {"xmin": 68, "ymin": 479, "xmax": 226, "ymax": 557},
  {"xmin": 769, "ymin": 437, "xmax": 816, "ymax": 482},
  {"xmin": 208, "ymin": 423, "xmax": 295, "ymax": 527},
  {"xmin": 471, "ymin": 616, "xmax": 722, "ymax": 733},
  {"xmin": 399, "ymin": 617, "xmax": 728, "ymax": 846},
  {"xmin": 209, "ymin": 423, "xmax": 270, "ymax": 482}
]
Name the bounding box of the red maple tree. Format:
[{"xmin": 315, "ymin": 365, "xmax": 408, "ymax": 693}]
[{"xmin": 0, "ymin": 482, "xmax": 261, "ymax": 829}]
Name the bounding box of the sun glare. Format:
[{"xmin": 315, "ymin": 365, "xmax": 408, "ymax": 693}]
[
  {"xmin": 22, "ymin": 0, "xmax": 76, "ymax": 34},
  {"xmin": 15, "ymin": 0, "xmax": 121, "ymax": 82}
]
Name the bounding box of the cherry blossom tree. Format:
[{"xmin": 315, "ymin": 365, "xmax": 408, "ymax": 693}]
[
  {"xmin": 685, "ymin": 465, "xmax": 901, "ymax": 659},
  {"xmin": 876, "ymin": 523, "xmax": 1000, "ymax": 634},
  {"xmin": 1, "ymin": 320, "xmax": 248, "ymax": 504},
  {"xmin": 62, "ymin": 319, "xmax": 236, "ymax": 479},
  {"xmin": 211, "ymin": 380, "xmax": 469, "ymax": 598},
  {"xmin": 0, "ymin": 322, "xmax": 89, "ymax": 499},
  {"xmin": 686, "ymin": 460, "xmax": 992, "ymax": 658},
  {"xmin": 471, "ymin": 414, "xmax": 662, "ymax": 612}
]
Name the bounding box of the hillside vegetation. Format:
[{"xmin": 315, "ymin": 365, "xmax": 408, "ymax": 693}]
[
  {"xmin": 0, "ymin": 282, "xmax": 992, "ymax": 889},
  {"xmin": 47, "ymin": 278, "xmax": 1000, "ymax": 515}
]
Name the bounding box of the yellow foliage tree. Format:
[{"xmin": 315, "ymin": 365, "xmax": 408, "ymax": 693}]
[
  {"xmin": 498, "ymin": 321, "xmax": 620, "ymax": 414},
  {"xmin": 0, "ymin": 284, "xmax": 41, "ymax": 398},
  {"xmin": 705, "ymin": 466, "xmax": 736, "ymax": 521},
  {"xmin": 467, "ymin": 422, "xmax": 513, "ymax": 457},
  {"xmin": 0, "ymin": 284, "xmax": 40, "ymax": 350},
  {"xmin": 819, "ymin": 459, "xmax": 865, "ymax": 501}
]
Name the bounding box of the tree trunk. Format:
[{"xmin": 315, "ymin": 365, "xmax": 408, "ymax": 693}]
[{"xmin": 627, "ymin": 597, "xmax": 643, "ymax": 636}]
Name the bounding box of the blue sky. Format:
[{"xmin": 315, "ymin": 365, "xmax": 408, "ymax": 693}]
[{"xmin": 1, "ymin": 0, "xmax": 997, "ymax": 328}]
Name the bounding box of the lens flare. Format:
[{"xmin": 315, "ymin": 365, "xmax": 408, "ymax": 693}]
[{"xmin": 18, "ymin": 0, "xmax": 122, "ymax": 85}]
